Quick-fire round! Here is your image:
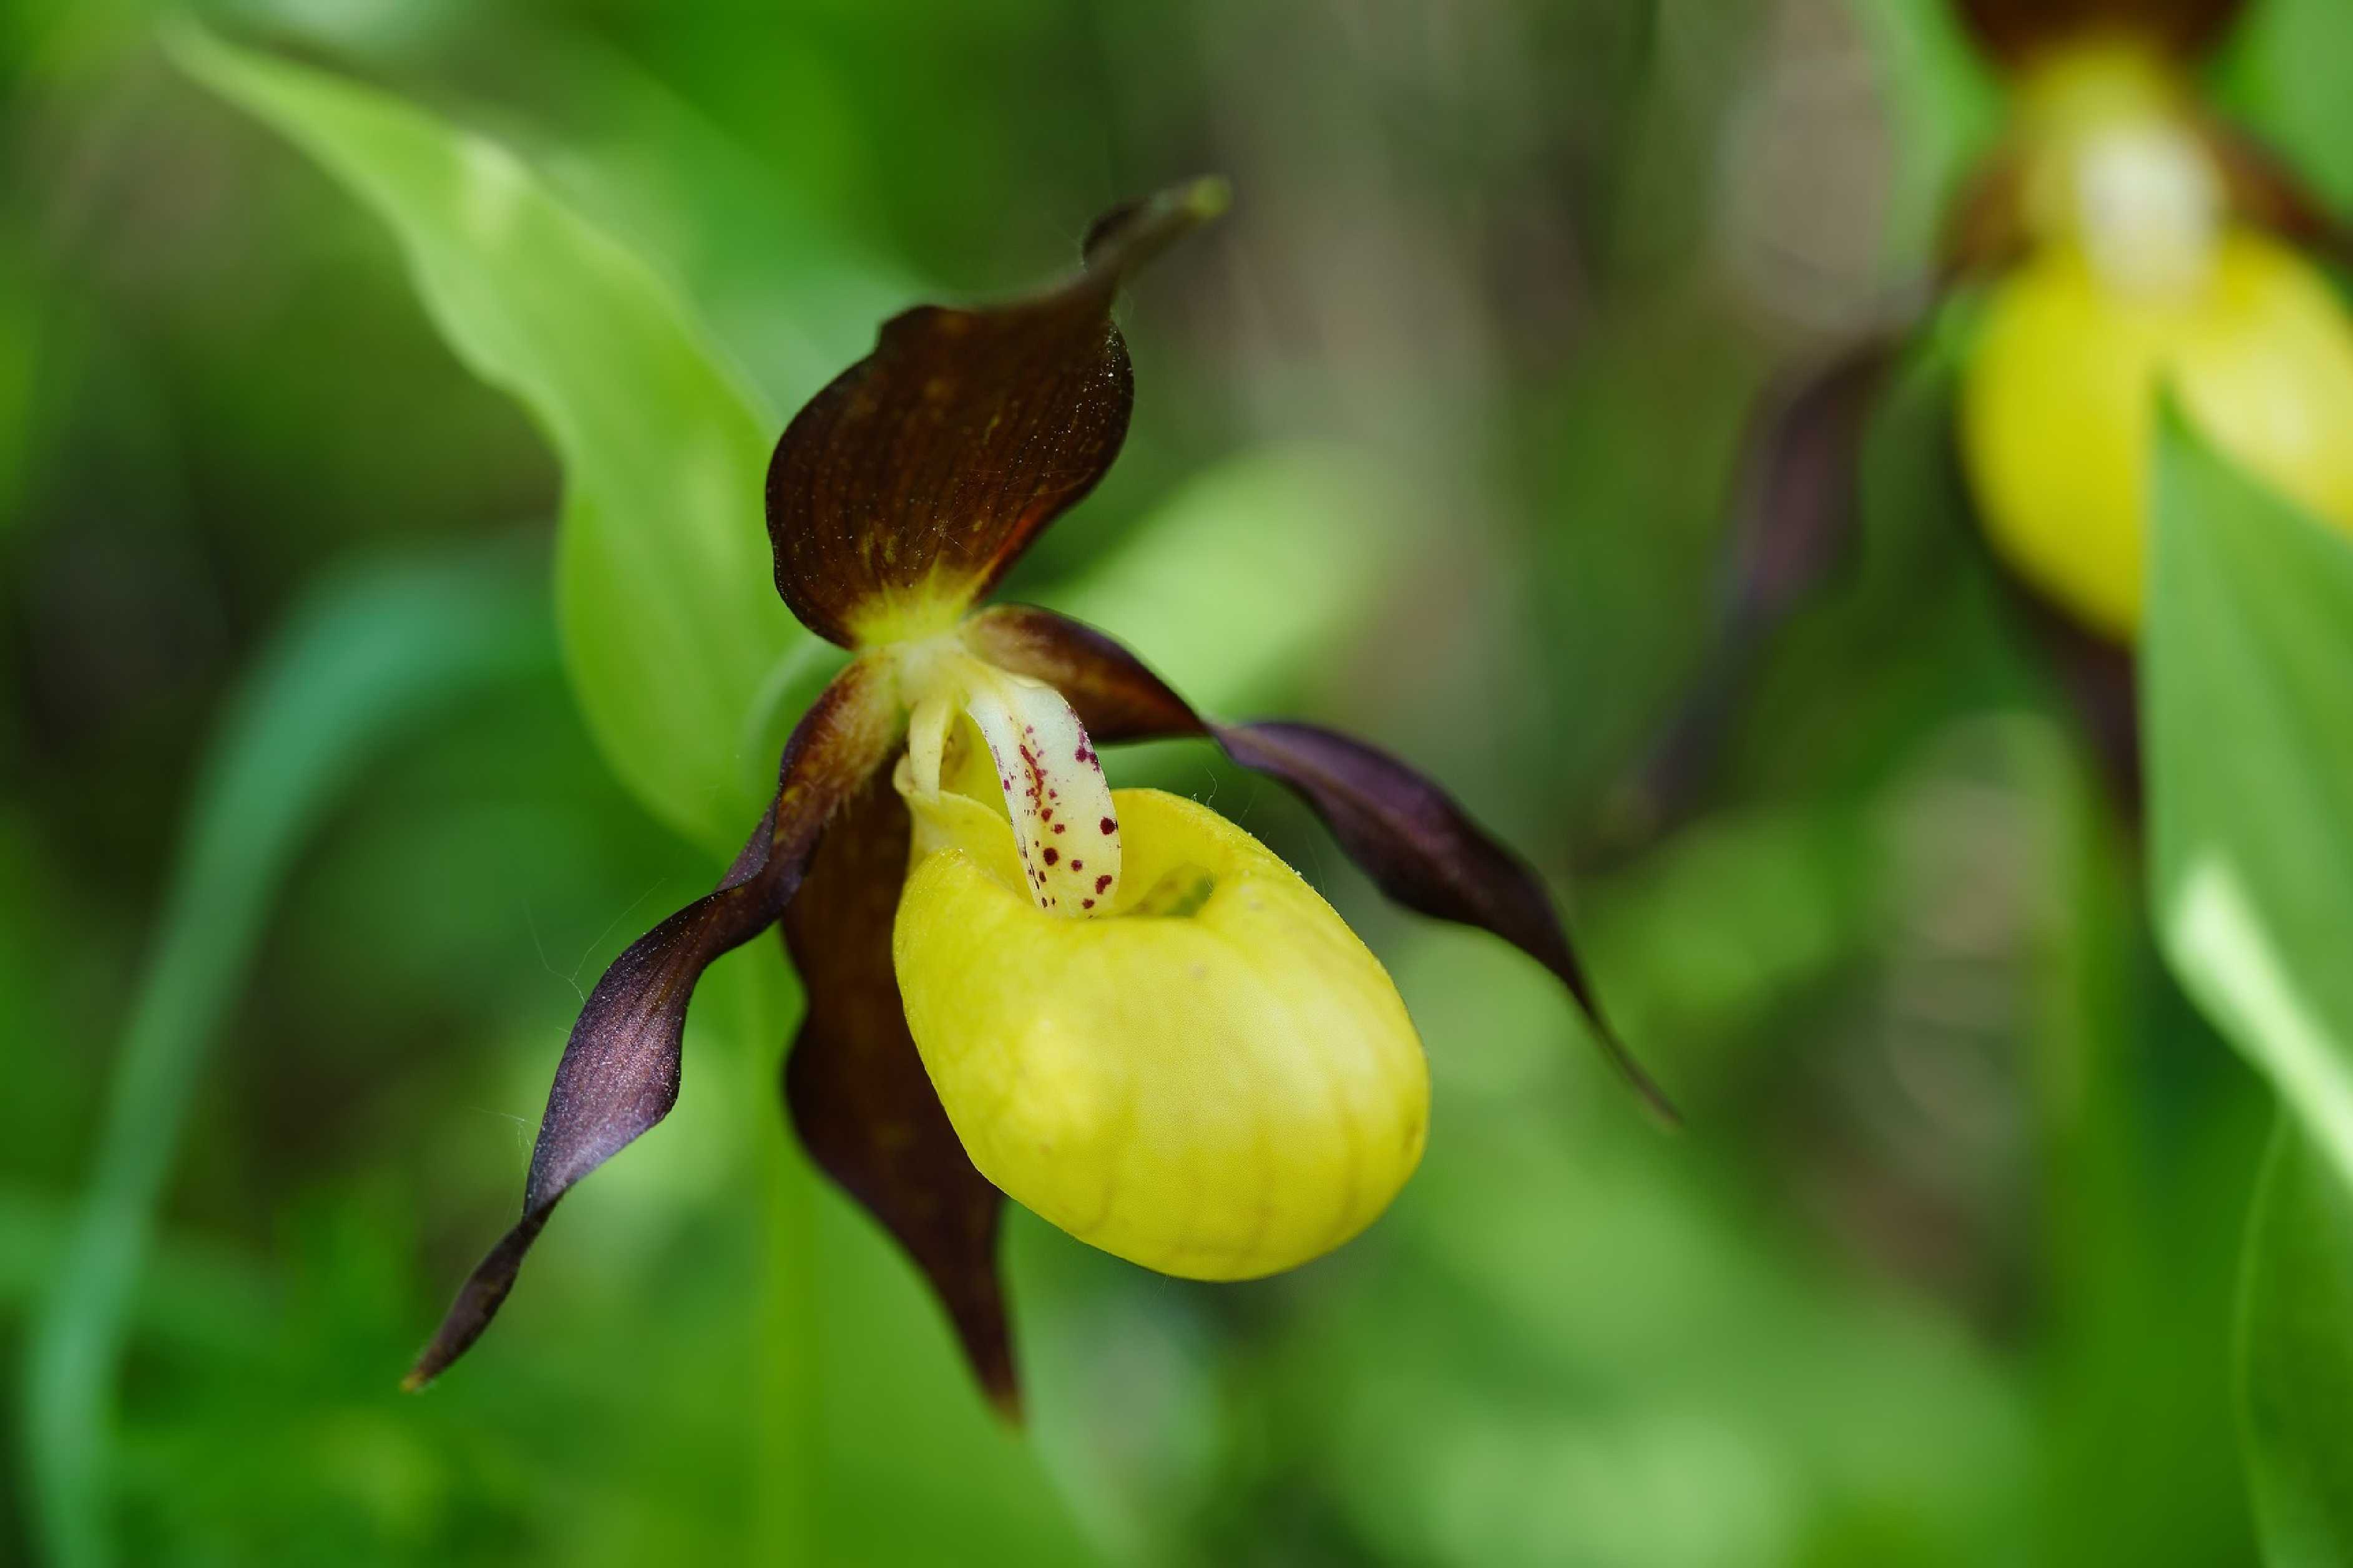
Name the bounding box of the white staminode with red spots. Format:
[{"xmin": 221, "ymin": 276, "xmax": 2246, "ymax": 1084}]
[{"xmin": 899, "ymin": 645, "xmax": 1122, "ymax": 916}]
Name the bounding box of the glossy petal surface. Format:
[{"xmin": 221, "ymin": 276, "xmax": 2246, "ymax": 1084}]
[{"xmin": 894, "ymin": 788, "xmax": 1428, "ymax": 1280}]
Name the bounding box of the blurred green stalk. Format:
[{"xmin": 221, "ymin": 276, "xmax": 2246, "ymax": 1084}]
[{"xmin": 19, "ymin": 542, "xmax": 554, "ymax": 1568}]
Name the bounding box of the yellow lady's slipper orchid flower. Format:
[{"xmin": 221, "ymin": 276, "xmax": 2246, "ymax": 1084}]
[
  {"xmin": 1958, "ymin": 41, "xmax": 2353, "ymax": 636},
  {"xmin": 409, "ymin": 180, "xmax": 1668, "ymax": 1413},
  {"xmin": 1633, "ymin": 0, "xmax": 2353, "ymax": 832},
  {"xmin": 1962, "ymin": 229, "xmax": 2353, "ymax": 636}
]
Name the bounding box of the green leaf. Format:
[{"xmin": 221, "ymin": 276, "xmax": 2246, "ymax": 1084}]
[
  {"xmin": 19, "ymin": 542, "xmax": 554, "ymax": 1568},
  {"xmin": 2239, "ymin": 1119, "xmax": 2353, "ymax": 1565},
  {"xmin": 2216, "ymin": 0, "xmax": 2353, "ymax": 216},
  {"xmin": 1844, "ymin": 0, "xmax": 2005, "ymax": 273},
  {"xmin": 2146, "ymin": 414, "xmax": 2353, "ymax": 1181},
  {"xmin": 169, "ymin": 21, "xmax": 802, "ymax": 856},
  {"xmin": 2146, "ymin": 415, "xmax": 2353, "ymax": 1565}
]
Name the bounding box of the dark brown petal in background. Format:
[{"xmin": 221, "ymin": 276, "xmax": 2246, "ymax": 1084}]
[
  {"xmin": 1724, "ymin": 339, "xmax": 1906, "ymax": 637},
  {"xmin": 765, "ymin": 179, "xmax": 1228, "ymax": 647},
  {"xmin": 781, "ymin": 776, "xmax": 1020, "ymax": 1416},
  {"xmin": 1608, "ymin": 336, "xmax": 1901, "ymax": 854},
  {"xmin": 1936, "ymin": 150, "xmax": 2029, "ymax": 286},
  {"xmin": 404, "ymin": 658, "xmax": 901, "ymax": 1390},
  {"xmin": 2207, "ymin": 119, "xmax": 2353, "ymax": 273},
  {"xmin": 1954, "ymin": 0, "xmax": 2247, "ymax": 66},
  {"xmin": 965, "ymin": 605, "xmax": 1673, "ymax": 1119}
]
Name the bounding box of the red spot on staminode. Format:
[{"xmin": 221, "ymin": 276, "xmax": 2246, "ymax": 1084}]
[
  {"xmin": 1040, "ymin": 808, "xmax": 1052, "ymax": 822},
  {"xmin": 1095, "ymin": 875, "xmax": 1112, "ymax": 895},
  {"xmin": 1098, "ymin": 817, "xmax": 1115, "ymax": 835},
  {"xmin": 1082, "ymin": 898, "xmax": 1095, "ymax": 909},
  {"xmin": 1070, "ymin": 860, "xmax": 1083, "ymax": 872},
  {"xmin": 1053, "ymin": 823, "xmax": 1065, "ymax": 834},
  {"xmin": 1042, "ymin": 847, "xmax": 1059, "ymax": 866}
]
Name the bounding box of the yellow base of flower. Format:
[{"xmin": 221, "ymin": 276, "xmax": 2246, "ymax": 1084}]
[
  {"xmin": 1960, "ymin": 229, "xmax": 2353, "ymax": 638},
  {"xmin": 893, "ymin": 786, "xmax": 1429, "ymax": 1280}
]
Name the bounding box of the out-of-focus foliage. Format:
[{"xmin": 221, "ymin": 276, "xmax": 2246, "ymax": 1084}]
[
  {"xmin": 2146, "ymin": 416, "xmax": 2353, "ymax": 1565},
  {"xmin": 21, "ymin": 543, "xmax": 553, "ymax": 1568},
  {"xmin": 2239, "ymin": 1125, "xmax": 2353, "ymax": 1564},
  {"xmin": 6, "ymin": 0, "xmax": 2353, "ymax": 1564},
  {"xmin": 170, "ymin": 21, "xmax": 810, "ymax": 857},
  {"xmin": 2148, "ymin": 416, "xmax": 2353, "ymax": 1181}
]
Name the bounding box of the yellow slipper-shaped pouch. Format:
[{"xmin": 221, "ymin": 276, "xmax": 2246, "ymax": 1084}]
[{"xmin": 893, "ymin": 782, "xmax": 1429, "ymax": 1280}]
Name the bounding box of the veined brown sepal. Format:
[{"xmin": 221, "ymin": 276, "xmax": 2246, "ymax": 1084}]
[{"xmin": 763, "ymin": 179, "xmax": 1228, "ymax": 649}]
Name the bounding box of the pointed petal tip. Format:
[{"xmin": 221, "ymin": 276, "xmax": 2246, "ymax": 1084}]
[
  {"xmin": 782, "ymin": 776, "xmax": 1032, "ymax": 1428},
  {"xmin": 985, "ymin": 1377, "xmax": 1026, "ymax": 1428},
  {"xmin": 1176, "ymin": 174, "xmax": 1233, "ymax": 224},
  {"xmin": 1208, "ymin": 720, "xmax": 1683, "ymax": 1127},
  {"xmin": 399, "ymin": 665, "xmax": 897, "ymax": 1389},
  {"xmin": 1600, "ymin": 1027, "xmax": 1682, "ymax": 1130},
  {"xmin": 1081, "ymin": 176, "xmax": 1231, "ymax": 283}
]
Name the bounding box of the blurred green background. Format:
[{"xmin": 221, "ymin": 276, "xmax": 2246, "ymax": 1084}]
[{"xmin": 6, "ymin": 0, "xmax": 2352, "ymax": 1563}]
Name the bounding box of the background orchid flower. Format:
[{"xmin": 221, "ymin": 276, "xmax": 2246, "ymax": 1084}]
[
  {"xmin": 1630, "ymin": 0, "xmax": 2353, "ymax": 822},
  {"xmin": 1952, "ymin": 0, "xmax": 2353, "ymax": 638},
  {"xmin": 405, "ymin": 177, "xmax": 1671, "ymax": 1411}
]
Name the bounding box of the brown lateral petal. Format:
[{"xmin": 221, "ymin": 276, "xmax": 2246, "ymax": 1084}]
[
  {"xmin": 966, "ymin": 605, "xmax": 1671, "ymax": 1118},
  {"xmin": 1216, "ymin": 721, "xmax": 1679, "ymax": 1124},
  {"xmin": 1726, "ymin": 339, "xmax": 1905, "ymax": 632},
  {"xmin": 405, "ymin": 658, "xmax": 899, "ymax": 1390},
  {"xmin": 1936, "ymin": 149, "xmax": 2029, "ymax": 286},
  {"xmin": 1954, "ymin": 0, "xmax": 2246, "ymax": 66},
  {"xmin": 2206, "ymin": 119, "xmax": 2353, "ymax": 273},
  {"xmin": 765, "ymin": 179, "xmax": 1228, "ymax": 648},
  {"xmin": 962, "ymin": 603, "xmax": 1205, "ymax": 743},
  {"xmin": 781, "ymin": 774, "xmax": 1019, "ymax": 1416},
  {"xmin": 1610, "ymin": 337, "xmax": 1902, "ymax": 853}
]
